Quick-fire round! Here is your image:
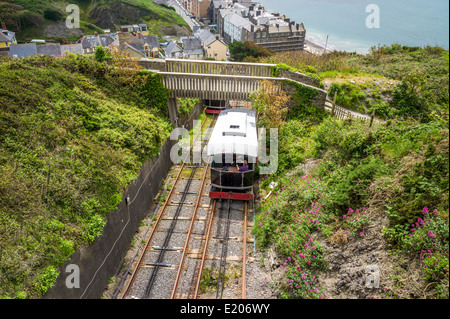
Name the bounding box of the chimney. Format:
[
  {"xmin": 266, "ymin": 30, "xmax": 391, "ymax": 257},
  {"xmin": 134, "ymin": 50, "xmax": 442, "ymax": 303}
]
[
  {"xmin": 251, "ymin": 24, "xmax": 254, "ymax": 32},
  {"xmin": 138, "ymin": 31, "xmax": 142, "ymax": 39},
  {"xmin": 1, "ymin": 22, "xmax": 6, "ymax": 30},
  {"xmin": 94, "ymin": 31, "xmax": 98, "ymax": 37}
]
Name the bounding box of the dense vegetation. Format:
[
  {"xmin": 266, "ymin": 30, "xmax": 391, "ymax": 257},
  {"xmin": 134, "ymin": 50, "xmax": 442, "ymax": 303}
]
[
  {"xmin": 259, "ymin": 45, "xmax": 449, "ymax": 119},
  {"xmin": 228, "ymin": 41, "xmax": 272, "ymax": 62},
  {"xmin": 0, "ymin": 0, "xmax": 188, "ymax": 42},
  {"xmin": 0, "ymin": 53, "xmax": 172, "ymax": 298},
  {"xmin": 253, "ymin": 44, "xmax": 449, "ymax": 299}
]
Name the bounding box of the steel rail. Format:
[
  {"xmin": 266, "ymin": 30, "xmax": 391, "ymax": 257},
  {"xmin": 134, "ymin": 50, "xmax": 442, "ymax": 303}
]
[
  {"xmin": 119, "ymin": 161, "xmax": 186, "ymax": 299},
  {"xmin": 143, "ymin": 166, "xmax": 197, "ymax": 298},
  {"xmin": 242, "ymin": 201, "xmax": 247, "ymax": 299},
  {"xmin": 193, "ymin": 199, "xmax": 216, "ymax": 299},
  {"xmin": 171, "ymin": 162, "xmax": 209, "ymax": 299},
  {"xmin": 119, "ymin": 111, "xmax": 210, "ymax": 299},
  {"xmin": 172, "ymin": 111, "xmax": 218, "ymax": 299},
  {"xmin": 216, "ymin": 198, "xmax": 232, "ymax": 299}
]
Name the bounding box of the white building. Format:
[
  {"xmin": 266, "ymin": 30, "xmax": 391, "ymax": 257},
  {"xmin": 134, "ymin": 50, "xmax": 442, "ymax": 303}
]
[{"xmin": 223, "ymin": 11, "xmax": 254, "ymax": 44}]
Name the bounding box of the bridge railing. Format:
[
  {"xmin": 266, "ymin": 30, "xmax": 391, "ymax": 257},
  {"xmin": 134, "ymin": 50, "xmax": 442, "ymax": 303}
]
[
  {"xmin": 165, "ymin": 59, "xmax": 276, "ymax": 77},
  {"xmin": 159, "ymin": 72, "xmax": 284, "ymax": 101}
]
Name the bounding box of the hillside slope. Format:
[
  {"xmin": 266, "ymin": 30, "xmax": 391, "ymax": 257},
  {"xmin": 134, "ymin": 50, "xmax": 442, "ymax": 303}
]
[
  {"xmin": 252, "ymin": 45, "xmax": 449, "ymax": 299},
  {"xmin": 0, "ymin": 53, "xmax": 172, "ymax": 298},
  {"xmin": 0, "ymin": 0, "xmax": 190, "ymax": 42}
]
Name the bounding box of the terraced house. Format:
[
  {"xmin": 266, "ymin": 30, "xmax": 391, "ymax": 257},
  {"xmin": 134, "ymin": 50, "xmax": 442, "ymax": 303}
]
[
  {"xmin": 195, "ymin": 28, "xmax": 227, "ymax": 60},
  {"xmin": 0, "ymin": 22, "xmax": 17, "ymax": 48},
  {"xmin": 78, "ymin": 32, "xmax": 119, "ymax": 54},
  {"xmin": 213, "ymin": 1, "xmax": 306, "ymax": 52},
  {"xmin": 243, "ymin": 12, "xmax": 306, "ymax": 52},
  {"xmin": 191, "ymin": 0, "xmax": 211, "ymax": 20}
]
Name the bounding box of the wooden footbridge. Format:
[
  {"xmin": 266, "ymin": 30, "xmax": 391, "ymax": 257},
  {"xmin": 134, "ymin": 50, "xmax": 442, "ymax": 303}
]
[{"xmin": 139, "ymin": 58, "xmax": 328, "ymax": 125}]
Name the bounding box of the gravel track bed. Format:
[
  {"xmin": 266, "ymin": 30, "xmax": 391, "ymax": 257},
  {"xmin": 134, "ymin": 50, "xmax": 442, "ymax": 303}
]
[
  {"xmin": 170, "ymin": 193, "xmax": 198, "ymax": 204},
  {"xmin": 163, "ymin": 205, "xmax": 195, "ymax": 219}
]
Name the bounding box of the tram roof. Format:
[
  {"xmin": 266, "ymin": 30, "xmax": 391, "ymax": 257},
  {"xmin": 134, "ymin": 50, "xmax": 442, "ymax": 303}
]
[{"xmin": 207, "ymin": 109, "xmax": 258, "ymax": 158}]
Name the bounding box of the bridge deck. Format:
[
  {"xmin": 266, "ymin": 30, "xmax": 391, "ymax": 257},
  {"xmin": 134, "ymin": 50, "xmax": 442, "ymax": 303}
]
[{"xmin": 159, "ymin": 72, "xmax": 285, "ymax": 100}]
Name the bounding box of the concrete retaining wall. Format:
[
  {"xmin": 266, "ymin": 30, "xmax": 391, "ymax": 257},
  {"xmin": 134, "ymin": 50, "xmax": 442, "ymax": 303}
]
[
  {"xmin": 279, "ymin": 69, "xmax": 321, "ymax": 87},
  {"xmin": 138, "ymin": 58, "xmax": 167, "ymax": 72},
  {"xmin": 43, "ymin": 102, "xmax": 205, "ymax": 299},
  {"xmin": 282, "ymin": 80, "xmax": 328, "ymax": 110}
]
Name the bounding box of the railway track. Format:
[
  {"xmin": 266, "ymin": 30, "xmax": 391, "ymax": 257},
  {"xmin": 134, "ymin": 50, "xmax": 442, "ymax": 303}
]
[
  {"xmin": 118, "ymin": 111, "xmax": 254, "ymax": 300},
  {"xmin": 197, "ymin": 199, "xmax": 252, "ymax": 299}
]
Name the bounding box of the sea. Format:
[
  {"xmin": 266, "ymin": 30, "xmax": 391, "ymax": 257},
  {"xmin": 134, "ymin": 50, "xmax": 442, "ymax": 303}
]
[{"xmin": 256, "ymin": 0, "xmax": 449, "ymax": 53}]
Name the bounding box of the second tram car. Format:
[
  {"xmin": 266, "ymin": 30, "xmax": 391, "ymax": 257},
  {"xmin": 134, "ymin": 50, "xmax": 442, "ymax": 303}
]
[
  {"xmin": 205, "ymin": 100, "xmax": 229, "ymax": 114},
  {"xmin": 207, "ymin": 109, "xmax": 258, "ymax": 201}
]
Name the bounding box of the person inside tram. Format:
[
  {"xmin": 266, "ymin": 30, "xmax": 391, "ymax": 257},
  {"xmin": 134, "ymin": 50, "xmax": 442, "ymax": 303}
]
[{"xmin": 237, "ymin": 160, "xmax": 249, "ymax": 172}]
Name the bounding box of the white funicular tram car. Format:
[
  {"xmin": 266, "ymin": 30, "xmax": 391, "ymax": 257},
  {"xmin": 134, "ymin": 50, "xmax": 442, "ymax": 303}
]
[{"xmin": 207, "ymin": 109, "xmax": 258, "ymax": 201}]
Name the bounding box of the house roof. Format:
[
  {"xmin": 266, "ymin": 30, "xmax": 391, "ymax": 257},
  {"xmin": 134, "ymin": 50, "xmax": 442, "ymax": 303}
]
[
  {"xmin": 36, "ymin": 44, "xmax": 62, "ymax": 56},
  {"xmin": 219, "ymin": 8, "xmax": 233, "ymax": 18},
  {"xmin": 0, "ymin": 30, "xmax": 15, "ymax": 42},
  {"xmin": 121, "ymin": 33, "xmax": 159, "ymax": 48},
  {"xmin": 0, "ymin": 33, "xmax": 10, "ymax": 42},
  {"xmin": 165, "ymin": 41, "xmax": 183, "ymax": 56},
  {"xmin": 226, "ymin": 12, "xmax": 253, "ymax": 28},
  {"xmin": 80, "ymin": 34, "xmax": 118, "ymax": 49},
  {"xmin": 120, "ymin": 42, "xmax": 146, "ymax": 57},
  {"xmin": 181, "ymin": 36, "xmax": 204, "ymax": 55},
  {"xmin": 60, "ymin": 44, "xmax": 84, "ymax": 55},
  {"xmin": 142, "ymin": 35, "xmax": 159, "ymax": 48},
  {"xmin": 196, "ymin": 29, "xmax": 217, "ymax": 46},
  {"xmin": 9, "ymin": 43, "xmax": 37, "ymax": 58}
]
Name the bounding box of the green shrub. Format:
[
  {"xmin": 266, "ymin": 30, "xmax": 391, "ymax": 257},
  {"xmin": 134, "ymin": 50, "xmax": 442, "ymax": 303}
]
[
  {"xmin": 33, "ymin": 266, "xmax": 59, "ymax": 296},
  {"xmin": 43, "ymin": 8, "xmax": 63, "ymax": 21},
  {"xmin": 94, "ymin": 47, "xmax": 112, "ymax": 63},
  {"xmin": 323, "ymin": 156, "xmax": 387, "ymax": 210},
  {"xmin": 391, "ymin": 72, "xmax": 428, "ymax": 117},
  {"xmin": 83, "ymin": 214, "xmax": 106, "ymax": 244},
  {"xmin": 422, "ymin": 254, "xmax": 449, "ymax": 281}
]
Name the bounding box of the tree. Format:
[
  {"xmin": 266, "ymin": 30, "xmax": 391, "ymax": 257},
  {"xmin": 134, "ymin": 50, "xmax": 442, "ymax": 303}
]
[
  {"xmin": 392, "ymin": 70, "xmax": 428, "ymax": 117},
  {"xmin": 249, "ymin": 79, "xmax": 290, "ymax": 129},
  {"xmin": 228, "ymin": 41, "xmax": 272, "ymax": 62},
  {"xmin": 43, "ymin": 9, "xmax": 63, "ymax": 21}
]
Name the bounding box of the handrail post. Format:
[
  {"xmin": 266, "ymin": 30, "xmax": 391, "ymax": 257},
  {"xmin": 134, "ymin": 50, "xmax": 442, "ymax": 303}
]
[
  {"xmin": 331, "ymin": 91, "xmax": 337, "ymax": 117},
  {"xmin": 369, "ymin": 110, "xmax": 375, "ymax": 128}
]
